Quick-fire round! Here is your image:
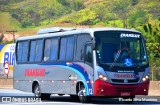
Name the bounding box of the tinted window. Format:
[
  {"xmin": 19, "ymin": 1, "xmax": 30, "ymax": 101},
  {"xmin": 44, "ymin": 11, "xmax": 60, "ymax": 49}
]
[
  {"xmin": 21, "ymin": 41, "xmax": 29, "ymax": 62},
  {"xmin": 17, "ymin": 41, "xmax": 29, "ymax": 62},
  {"xmin": 76, "ymin": 34, "xmax": 91, "ymax": 60},
  {"xmin": 29, "ymin": 40, "xmax": 43, "ymax": 62},
  {"xmin": 59, "ymin": 37, "xmax": 67, "ymax": 61},
  {"xmin": 44, "ymin": 39, "xmax": 51, "ymax": 61},
  {"xmin": 17, "ymin": 42, "xmax": 23, "ymax": 62},
  {"xmin": 66, "ymin": 36, "xmax": 74, "ymax": 60},
  {"xmin": 35, "ymin": 40, "xmax": 43, "ymax": 62},
  {"xmin": 29, "ymin": 41, "xmax": 36, "ymax": 62},
  {"xmin": 50, "ymin": 38, "xmax": 59, "ymax": 61}
]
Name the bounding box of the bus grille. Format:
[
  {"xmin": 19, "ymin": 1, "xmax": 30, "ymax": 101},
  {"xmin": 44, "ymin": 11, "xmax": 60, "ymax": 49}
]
[
  {"xmin": 115, "ymin": 87, "xmax": 136, "ymax": 92},
  {"xmin": 111, "ymin": 79, "xmax": 124, "ymax": 83},
  {"xmin": 111, "ymin": 78, "xmax": 139, "ymax": 83}
]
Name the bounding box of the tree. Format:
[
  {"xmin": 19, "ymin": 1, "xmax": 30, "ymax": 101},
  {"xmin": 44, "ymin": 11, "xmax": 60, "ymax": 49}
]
[
  {"xmin": 0, "ymin": 33, "xmax": 4, "ymax": 43},
  {"xmin": 128, "ymin": 10, "xmax": 148, "ymax": 27},
  {"xmin": 109, "ymin": 0, "xmax": 131, "ymax": 28},
  {"xmin": 130, "ymin": 0, "xmax": 139, "ymax": 6},
  {"xmin": 69, "ymin": 0, "xmax": 84, "ymax": 11}
]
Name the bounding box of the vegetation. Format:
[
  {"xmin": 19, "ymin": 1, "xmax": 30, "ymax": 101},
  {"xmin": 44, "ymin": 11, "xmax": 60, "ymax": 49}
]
[{"xmin": 0, "ymin": 0, "xmax": 160, "ymax": 80}]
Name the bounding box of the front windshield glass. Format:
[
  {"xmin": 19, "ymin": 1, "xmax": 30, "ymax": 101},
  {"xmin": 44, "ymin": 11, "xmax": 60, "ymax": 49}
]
[{"xmin": 94, "ymin": 31, "xmax": 148, "ymax": 67}]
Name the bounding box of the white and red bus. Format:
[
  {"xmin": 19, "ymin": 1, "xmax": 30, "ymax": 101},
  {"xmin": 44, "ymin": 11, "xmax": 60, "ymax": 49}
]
[{"xmin": 14, "ymin": 27, "xmax": 149, "ymax": 103}]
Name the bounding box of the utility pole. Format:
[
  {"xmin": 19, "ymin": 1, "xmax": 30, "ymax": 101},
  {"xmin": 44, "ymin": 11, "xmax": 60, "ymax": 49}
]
[
  {"xmin": 152, "ymin": 65, "xmax": 156, "ymax": 81},
  {"xmin": 6, "ymin": 30, "xmax": 17, "ymax": 43}
]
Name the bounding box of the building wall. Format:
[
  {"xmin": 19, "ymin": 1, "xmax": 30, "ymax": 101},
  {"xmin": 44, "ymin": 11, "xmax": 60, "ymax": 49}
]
[{"xmin": 0, "ymin": 44, "xmax": 15, "ymax": 78}]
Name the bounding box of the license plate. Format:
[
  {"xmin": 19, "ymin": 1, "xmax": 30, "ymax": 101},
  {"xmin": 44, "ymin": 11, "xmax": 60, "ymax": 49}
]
[
  {"xmin": 121, "ymin": 92, "xmax": 130, "ymax": 96},
  {"xmin": 114, "ymin": 73, "xmax": 135, "ymax": 79}
]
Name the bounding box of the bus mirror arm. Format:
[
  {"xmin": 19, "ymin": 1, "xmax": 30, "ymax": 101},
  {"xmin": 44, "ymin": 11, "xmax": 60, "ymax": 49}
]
[
  {"xmin": 81, "ymin": 50, "xmax": 84, "ymax": 61},
  {"xmin": 91, "ymin": 40, "xmax": 96, "ymax": 50}
]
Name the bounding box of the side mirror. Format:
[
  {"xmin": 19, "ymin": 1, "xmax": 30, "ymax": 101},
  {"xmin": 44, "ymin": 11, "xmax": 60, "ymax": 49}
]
[{"xmin": 91, "ymin": 40, "xmax": 96, "ymax": 50}]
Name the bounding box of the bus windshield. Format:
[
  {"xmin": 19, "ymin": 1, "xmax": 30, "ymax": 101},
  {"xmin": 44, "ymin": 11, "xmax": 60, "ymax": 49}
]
[{"xmin": 94, "ymin": 31, "xmax": 148, "ymax": 67}]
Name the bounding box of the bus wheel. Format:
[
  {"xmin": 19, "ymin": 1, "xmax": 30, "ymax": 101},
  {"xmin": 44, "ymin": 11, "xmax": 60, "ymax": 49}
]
[
  {"xmin": 58, "ymin": 94, "xmax": 64, "ymax": 96},
  {"xmin": 78, "ymin": 85, "xmax": 88, "ymax": 103},
  {"xmin": 34, "ymin": 84, "xmax": 41, "ymax": 98},
  {"xmin": 41, "ymin": 93, "xmax": 51, "ymax": 100},
  {"xmin": 70, "ymin": 95, "xmax": 79, "ymax": 101},
  {"xmin": 33, "ymin": 84, "xmax": 50, "ymax": 100}
]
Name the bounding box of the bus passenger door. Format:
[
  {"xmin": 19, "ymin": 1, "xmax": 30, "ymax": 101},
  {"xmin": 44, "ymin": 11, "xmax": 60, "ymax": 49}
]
[{"xmin": 84, "ymin": 43, "xmax": 94, "ymax": 95}]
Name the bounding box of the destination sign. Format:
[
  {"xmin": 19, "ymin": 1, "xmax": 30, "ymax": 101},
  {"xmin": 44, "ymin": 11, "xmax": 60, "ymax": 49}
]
[
  {"xmin": 114, "ymin": 73, "xmax": 135, "ymax": 79},
  {"xmin": 120, "ymin": 33, "xmax": 140, "ymax": 38}
]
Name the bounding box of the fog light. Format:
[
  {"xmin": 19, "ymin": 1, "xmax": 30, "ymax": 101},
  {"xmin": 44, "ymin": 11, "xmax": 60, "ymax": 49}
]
[
  {"xmin": 101, "ymin": 89, "xmax": 104, "ymax": 92},
  {"xmin": 146, "ymin": 76, "xmax": 149, "ymax": 79},
  {"xmin": 142, "ymin": 78, "xmax": 146, "ymax": 81},
  {"xmin": 144, "ymin": 89, "xmax": 146, "ymax": 91}
]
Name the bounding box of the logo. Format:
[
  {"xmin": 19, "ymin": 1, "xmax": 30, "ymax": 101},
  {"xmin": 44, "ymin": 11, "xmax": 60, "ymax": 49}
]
[
  {"xmin": 2, "ymin": 97, "xmax": 11, "ymax": 102},
  {"xmin": 120, "ymin": 33, "xmax": 140, "ymax": 38},
  {"xmin": 124, "ymin": 79, "xmax": 128, "ymax": 83},
  {"xmin": 125, "ymin": 58, "xmax": 133, "ymax": 66},
  {"xmin": 25, "ymin": 68, "xmax": 46, "ymax": 77}
]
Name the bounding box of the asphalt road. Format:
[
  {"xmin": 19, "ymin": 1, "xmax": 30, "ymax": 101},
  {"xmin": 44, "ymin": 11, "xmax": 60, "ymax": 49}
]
[{"xmin": 0, "ymin": 89, "xmax": 160, "ymax": 105}]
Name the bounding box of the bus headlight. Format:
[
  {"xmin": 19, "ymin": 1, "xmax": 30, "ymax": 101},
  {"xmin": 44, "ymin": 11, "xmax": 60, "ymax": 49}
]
[
  {"xmin": 142, "ymin": 75, "xmax": 149, "ymax": 82},
  {"xmin": 98, "ymin": 73, "xmax": 108, "ymax": 81}
]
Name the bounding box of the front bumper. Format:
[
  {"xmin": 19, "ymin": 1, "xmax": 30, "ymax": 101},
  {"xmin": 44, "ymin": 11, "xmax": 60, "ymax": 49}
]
[{"xmin": 94, "ymin": 79, "xmax": 150, "ymax": 96}]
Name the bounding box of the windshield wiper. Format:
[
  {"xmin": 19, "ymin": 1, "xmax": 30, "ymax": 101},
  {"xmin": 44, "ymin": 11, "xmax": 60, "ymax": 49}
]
[{"xmin": 110, "ymin": 50, "xmax": 121, "ymax": 68}]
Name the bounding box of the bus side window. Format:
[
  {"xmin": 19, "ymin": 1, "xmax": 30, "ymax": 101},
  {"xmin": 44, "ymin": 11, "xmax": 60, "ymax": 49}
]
[
  {"xmin": 85, "ymin": 45, "xmax": 93, "ymax": 65},
  {"xmin": 17, "ymin": 42, "xmax": 23, "ymax": 62},
  {"xmin": 66, "ymin": 36, "xmax": 74, "ymax": 61},
  {"xmin": 59, "ymin": 36, "xmax": 74, "ymax": 61},
  {"xmin": 21, "ymin": 41, "xmax": 29, "ymax": 62},
  {"xmin": 17, "ymin": 41, "xmax": 29, "ymax": 63},
  {"xmin": 50, "ymin": 38, "xmax": 59, "ymax": 61},
  {"xmin": 44, "ymin": 39, "xmax": 51, "ymax": 61},
  {"xmin": 76, "ymin": 34, "xmax": 91, "ymax": 61},
  {"xmin": 59, "ymin": 37, "xmax": 67, "ymax": 61},
  {"xmin": 29, "ymin": 39, "xmax": 43, "ymax": 62},
  {"xmin": 29, "ymin": 41, "xmax": 36, "ymax": 62},
  {"xmin": 35, "ymin": 40, "xmax": 43, "ymax": 62}
]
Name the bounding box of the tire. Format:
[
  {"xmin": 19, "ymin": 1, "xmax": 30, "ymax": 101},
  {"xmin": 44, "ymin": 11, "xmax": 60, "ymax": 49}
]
[
  {"xmin": 34, "ymin": 84, "xmax": 41, "ymax": 98},
  {"xmin": 77, "ymin": 85, "xmax": 89, "ymax": 103},
  {"xmin": 41, "ymin": 93, "xmax": 51, "ymax": 100},
  {"xmin": 33, "ymin": 84, "xmax": 50, "ymax": 100},
  {"xmin": 58, "ymin": 94, "xmax": 64, "ymax": 96},
  {"xmin": 70, "ymin": 95, "xmax": 79, "ymax": 102}
]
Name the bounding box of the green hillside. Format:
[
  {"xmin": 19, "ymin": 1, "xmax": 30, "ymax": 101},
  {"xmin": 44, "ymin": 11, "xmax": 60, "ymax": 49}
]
[
  {"xmin": 0, "ymin": 0, "xmax": 160, "ymax": 29},
  {"xmin": 0, "ymin": 0, "xmax": 160, "ymax": 31},
  {"xmin": 0, "ymin": 12, "xmax": 19, "ymax": 30}
]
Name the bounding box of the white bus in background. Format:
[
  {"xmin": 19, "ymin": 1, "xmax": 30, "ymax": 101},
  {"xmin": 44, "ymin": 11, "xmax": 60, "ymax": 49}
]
[{"xmin": 14, "ymin": 27, "xmax": 149, "ymax": 103}]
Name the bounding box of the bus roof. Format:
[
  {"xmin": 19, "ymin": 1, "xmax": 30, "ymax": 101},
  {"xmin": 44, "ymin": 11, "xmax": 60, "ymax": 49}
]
[{"xmin": 16, "ymin": 27, "xmax": 141, "ymax": 41}]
